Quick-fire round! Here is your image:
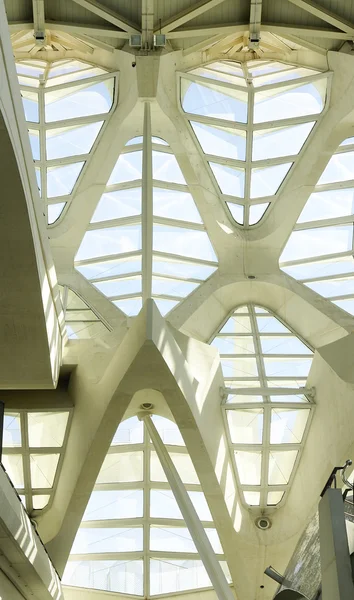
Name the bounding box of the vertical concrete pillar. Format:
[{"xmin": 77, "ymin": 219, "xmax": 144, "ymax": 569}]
[{"xmin": 319, "ymin": 488, "xmax": 354, "ymax": 600}]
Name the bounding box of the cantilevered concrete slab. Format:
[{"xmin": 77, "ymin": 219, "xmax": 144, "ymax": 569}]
[{"xmin": 0, "ymin": 0, "xmax": 64, "ymax": 388}]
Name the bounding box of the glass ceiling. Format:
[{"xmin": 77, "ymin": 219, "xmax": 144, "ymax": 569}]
[
  {"xmin": 63, "ymin": 415, "xmax": 231, "ymax": 597},
  {"xmin": 210, "ymin": 304, "xmax": 314, "ymax": 508},
  {"xmin": 16, "ymin": 59, "xmax": 117, "ymax": 225},
  {"xmin": 2, "ymin": 409, "xmax": 71, "ymax": 512},
  {"xmin": 74, "ymin": 134, "xmax": 218, "ymax": 317},
  {"xmin": 59, "ymin": 285, "xmax": 109, "ymax": 340},
  {"xmin": 180, "ymin": 60, "xmax": 329, "ymax": 226},
  {"xmin": 280, "ymin": 137, "xmax": 354, "ymax": 316}
]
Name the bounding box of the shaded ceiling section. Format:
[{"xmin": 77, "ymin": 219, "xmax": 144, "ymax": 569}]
[
  {"xmin": 280, "ymin": 136, "xmax": 354, "ymax": 318},
  {"xmin": 0, "ymin": 111, "xmax": 60, "ymax": 387},
  {"xmin": 6, "ymin": 0, "xmax": 354, "ymax": 54}
]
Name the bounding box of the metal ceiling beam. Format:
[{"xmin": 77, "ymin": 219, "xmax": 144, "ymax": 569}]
[
  {"xmin": 156, "ymin": 0, "xmax": 230, "ymax": 34},
  {"xmin": 70, "ymin": 0, "xmax": 140, "ymax": 33},
  {"xmin": 273, "ymin": 30, "xmax": 328, "ymax": 55},
  {"xmin": 249, "ymin": 0, "xmax": 263, "ymax": 46},
  {"xmin": 142, "ymin": 0, "xmax": 154, "ymax": 49},
  {"xmin": 287, "ymin": 0, "xmax": 354, "ymax": 35},
  {"xmin": 32, "ymin": 0, "xmax": 45, "ymax": 39},
  {"xmin": 166, "ymin": 22, "xmax": 354, "ymax": 39},
  {"xmin": 46, "ymin": 20, "xmax": 130, "ymax": 38}
]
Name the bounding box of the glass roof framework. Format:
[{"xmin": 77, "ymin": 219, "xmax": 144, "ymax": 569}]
[
  {"xmin": 179, "ymin": 60, "xmax": 330, "ymax": 226},
  {"xmin": 2, "ymin": 409, "xmax": 71, "ymax": 513},
  {"xmin": 15, "ymin": 59, "xmax": 118, "ymax": 225},
  {"xmin": 59, "ymin": 285, "xmax": 110, "ymax": 340},
  {"xmin": 280, "ymin": 137, "xmax": 354, "ymax": 317},
  {"xmin": 74, "ymin": 110, "xmax": 218, "ymax": 318},
  {"xmin": 63, "ymin": 415, "xmax": 231, "ymax": 597},
  {"xmin": 210, "ymin": 304, "xmax": 314, "ymax": 509}
]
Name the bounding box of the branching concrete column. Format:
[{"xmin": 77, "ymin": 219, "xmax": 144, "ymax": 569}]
[
  {"xmin": 140, "ymin": 412, "xmax": 234, "ymax": 600},
  {"xmin": 319, "ymin": 488, "xmax": 354, "ymax": 600}
]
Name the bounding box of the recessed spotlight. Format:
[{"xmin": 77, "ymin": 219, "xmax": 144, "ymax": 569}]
[
  {"xmin": 248, "ymin": 275, "xmax": 256, "ymax": 280},
  {"xmin": 140, "ymin": 402, "xmax": 154, "ymax": 410}
]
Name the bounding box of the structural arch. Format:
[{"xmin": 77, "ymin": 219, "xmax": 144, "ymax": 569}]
[{"xmin": 210, "ymin": 303, "xmax": 315, "ymax": 509}]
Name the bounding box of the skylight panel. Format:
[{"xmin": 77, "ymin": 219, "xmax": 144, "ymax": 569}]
[
  {"xmin": 64, "ymin": 415, "xmax": 227, "ymax": 596},
  {"xmin": 28, "ymin": 412, "xmax": 69, "ymax": 447},
  {"xmin": 76, "ymin": 128, "xmax": 217, "ymax": 317},
  {"xmin": 48, "ymin": 203, "xmax": 66, "ymax": 224},
  {"xmin": 252, "ymin": 122, "xmax": 314, "ymax": 160},
  {"xmin": 181, "ymin": 79, "xmax": 248, "ymax": 123},
  {"xmin": 91, "ymin": 188, "xmax": 142, "ymax": 222},
  {"xmin": 268, "ymin": 450, "xmax": 298, "ymax": 484},
  {"xmin": 113, "ymin": 298, "xmax": 143, "ymax": 316},
  {"xmin": 3, "ymin": 413, "xmax": 21, "ymax": 447},
  {"xmin": 152, "ymin": 151, "xmax": 186, "ymax": 184},
  {"xmin": 153, "ymin": 188, "xmax": 202, "ymax": 222},
  {"xmin": 29, "ymin": 130, "xmax": 40, "ymax": 159},
  {"xmin": 191, "ymin": 121, "xmax": 246, "ymax": 160},
  {"xmin": 108, "ymin": 151, "xmax": 143, "ymax": 184},
  {"xmin": 249, "ymin": 203, "xmax": 269, "ymax": 224},
  {"xmin": 227, "ymin": 203, "xmax": 244, "ymax": 224},
  {"xmin": 318, "ymin": 151, "xmax": 354, "ymax": 184},
  {"xmin": 280, "ymin": 225, "xmax": 353, "ymax": 263},
  {"xmin": 279, "ymin": 136, "xmax": 354, "ymax": 317},
  {"xmin": 153, "ymin": 225, "xmax": 217, "ymax": 261},
  {"xmin": 45, "ymin": 79, "xmax": 114, "ymax": 122},
  {"xmin": 21, "ymin": 90, "xmax": 39, "ymax": 122},
  {"xmin": 253, "ymin": 80, "xmax": 326, "ymax": 124},
  {"xmin": 181, "ymin": 60, "xmax": 328, "ymax": 226},
  {"xmin": 209, "ymin": 162, "xmax": 245, "ymax": 197},
  {"xmin": 76, "ymin": 225, "xmax": 142, "ymax": 261},
  {"xmin": 3, "ymin": 410, "xmax": 71, "ymax": 512},
  {"xmin": 46, "ymin": 162, "xmax": 84, "ymax": 198},
  {"xmin": 211, "ymin": 304, "xmax": 313, "ymax": 508},
  {"xmin": 250, "ymin": 163, "xmax": 292, "ymax": 198},
  {"xmin": 76, "ymin": 257, "xmax": 142, "ymax": 279},
  {"xmin": 60, "ymin": 285, "xmax": 109, "ymax": 339},
  {"xmin": 298, "ymin": 189, "xmax": 354, "ymax": 223},
  {"xmin": 45, "ymin": 122, "xmax": 103, "ymax": 159},
  {"xmin": 83, "ymin": 490, "xmax": 144, "ymax": 521}
]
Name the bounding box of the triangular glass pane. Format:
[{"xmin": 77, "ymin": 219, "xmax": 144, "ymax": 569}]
[
  {"xmin": 254, "ymin": 79, "xmax": 326, "ymax": 123},
  {"xmin": 191, "ymin": 121, "xmax": 246, "ymax": 160},
  {"xmin": 152, "ymin": 151, "xmax": 186, "ymax": 184},
  {"xmin": 268, "ymin": 450, "xmax": 298, "ymax": 484},
  {"xmin": 209, "ymin": 162, "xmax": 245, "ymax": 197},
  {"xmin": 153, "ymin": 188, "xmax": 202, "ymax": 223},
  {"xmin": 249, "ymin": 203, "xmax": 269, "ymax": 224},
  {"xmin": 108, "ymin": 151, "xmax": 143, "ymax": 185},
  {"xmin": 181, "ymin": 78, "xmax": 248, "ymax": 123},
  {"xmin": 298, "ymin": 189, "xmax": 354, "ymax": 223},
  {"xmin": 47, "ymin": 162, "xmax": 84, "ymax": 198},
  {"xmin": 270, "ymin": 408, "xmax": 310, "ymax": 444},
  {"xmin": 91, "ymin": 188, "xmax": 142, "ymax": 223},
  {"xmin": 318, "ymin": 151, "xmax": 354, "ymax": 185},
  {"xmin": 250, "ymin": 163, "xmax": 292, "ymax": 198},
  {"xmin": 252, "ymin": 122, "xmax": 314, "ymax": 160},
  {"xmin": 45, "ymin": 79, "xmax": 114, "ymax": 122},
  {"xmin": 48, "ymin": 202, "xmax": 65, "ymax": 224},
  {"xmin": 46, "ymin": 121, "xmax": 103, "ymax": 159}
]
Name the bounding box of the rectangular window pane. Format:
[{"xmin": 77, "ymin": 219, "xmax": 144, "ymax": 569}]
[{"xmin": 96, "ymin": 451, "xmax": 143, "ymax": 483}]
